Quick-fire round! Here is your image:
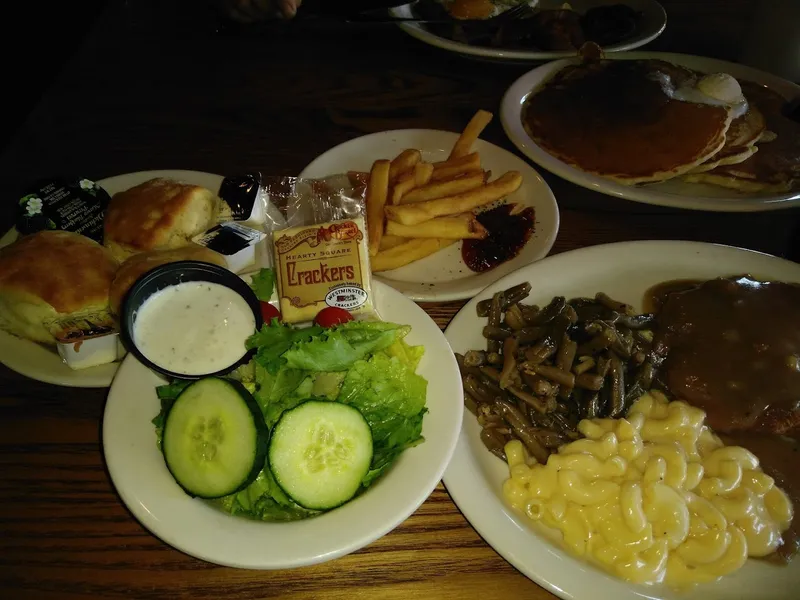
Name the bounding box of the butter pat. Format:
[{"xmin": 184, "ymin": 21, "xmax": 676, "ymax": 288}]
[
  {"xmin": 193, "ymin": 222, "xmax": 266, "ymax": 273},
  {"xmin": 57, "ymin": 333, "xmax": 127, "ymax": 370},
  {"xmin": 273, "ymin": 217, "xmax": 374, "ymax": 323}
]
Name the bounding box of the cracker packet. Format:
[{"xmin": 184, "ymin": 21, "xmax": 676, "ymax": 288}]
[{"xmin": 258, "ymin": 175, "xmax": 375, "ymax": 324}]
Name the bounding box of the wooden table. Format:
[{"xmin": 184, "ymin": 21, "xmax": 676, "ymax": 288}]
[{"xmin": 0, "ymin": 2, "xmax": 797, "ymax": 598}]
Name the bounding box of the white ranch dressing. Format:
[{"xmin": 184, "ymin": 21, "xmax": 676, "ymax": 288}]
[{"xmin": 133, "ymin": 281, "xmax": 255, "ymax": 376}]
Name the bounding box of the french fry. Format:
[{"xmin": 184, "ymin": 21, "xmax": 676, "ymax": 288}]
[
  {"xmin": 366, "ymin": 159, "xmax": 391, "ymax": 256},
  {"xmin": 390, "ymin": 170, "xmax": 415, "ymax": 206},
  {"xmin": 413, "ymin": 162, "xmax": 434, "ymax": 186},
  {"xmin": 400, "ymin": 172, "xmax": 485, "ymax": 204},
  {"xmin": 385, "ymin": 171, "xmax": 522, "ymax": 226},
  {"xmin": 431, "ymin": 159, "xmax": 482, "ymax": 182},
  {"xmin": 390, "ymin": 162, "xmax": 435, "ymax": 205},
  {"xmin": 379, "ymin": 234, "xmax": 410, "ymax": 251},
  {"xmin": 386, "ymin": 213, "xmax": 488, "ymax": 240},
  {"xmin": 432, "ymin": 152, "xmax": 480, "ymax": 170},
  {"xmin": 371, "ymin": 238, "xmax": 458, "ymax": 272},
  {"xmin": 389, "ymin": 149, "xmax": 421, "ymax": 181},
  {"xmin": 448, "ymin": 110, "xmax": 493, "ymax": 159}
]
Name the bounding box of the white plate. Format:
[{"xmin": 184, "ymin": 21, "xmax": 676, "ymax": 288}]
[
  {"xmin": 501, "ymin": 52, "xmax": 800, "ymax": 212},
  {"xmin": 300, "ymin": 129, "xmax": 560, "ymax": 302},
  {"xmin": 103, "ymin": 279, "xmax": 463, "ymax": 568},
  {"xmin": 389, "ymin": 0, "xmax": 666, "ymax": 62},
  {"xmin": 0, "ymin": 170, "xmax": 223, "ymax": 387},
  {"xmin": 443, "ymin": 240, "xmax": 800, "ymax": 600}
]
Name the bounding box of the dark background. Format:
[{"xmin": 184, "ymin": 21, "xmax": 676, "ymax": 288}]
[{"xmin": 0, "ymin": 0, "xmax": 761, "ymax": 152}]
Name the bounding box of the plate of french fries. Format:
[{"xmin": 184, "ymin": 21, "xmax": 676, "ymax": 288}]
[{"xmin": 300, "ymin": 111, "xmax": 560, "ymax": 302}]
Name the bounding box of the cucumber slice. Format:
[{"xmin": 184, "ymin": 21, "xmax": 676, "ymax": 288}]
[
  {"xmin": 269, "ymin": 400, "xmax": 373, "ymax": 511},
  {"xmin": 162, "ymin": 377, "xmax": 268, "ymax": 499}
]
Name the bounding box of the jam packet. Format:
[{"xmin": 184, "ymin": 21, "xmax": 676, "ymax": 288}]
[{"xmin": 17, "ymin": 178, "xmax": 110, "ymax": 242}]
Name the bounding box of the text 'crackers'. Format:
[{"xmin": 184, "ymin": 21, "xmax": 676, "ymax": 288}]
[{"xmin": 273, "ymin": 217, "xmax": 374, "ymax": 323}]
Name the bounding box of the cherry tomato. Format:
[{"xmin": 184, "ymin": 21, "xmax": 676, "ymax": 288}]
[
  {"xmin": 260, "ymin": 301, "xmax": 282, "ymax": 323},
  {"xmin": 314, "ymin": 306, "xmax": 354, "ymax": 328}
]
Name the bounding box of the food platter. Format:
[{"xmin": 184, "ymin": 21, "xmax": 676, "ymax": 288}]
[
  {"xmin": 103, "ymin": 279, "xmax": 464, "ymax": 568},
  {"xmin": 443, "ymin": 240, "xmax": 800, "ymax": 600},
  {"xmin": 300, "ymin": 129, "xmax": 560, "ymax": 302},
  {"xmin": 389, "ymin": 0, "xmax": 667, "ymax": 62},
  {"xmin": 501, "ymin": 52, "xmax": 800, "ymax": 211},
  {"xmin": 0, "ymin": 170, "xmax": 222, "ymax": 388}
]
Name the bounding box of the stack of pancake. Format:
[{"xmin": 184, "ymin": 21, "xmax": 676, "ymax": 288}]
[{"xmin": 522, "ymin": 58, "xmax": 799, "ymax": 192}]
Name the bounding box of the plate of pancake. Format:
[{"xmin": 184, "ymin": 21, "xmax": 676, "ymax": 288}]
[
  {"xmin": 501, "ymin": 52, "xmax": 800, "ymax": 211},
  {"xmin": 0, "ymin": 170, "xmax": 224, "ymax": 387}
]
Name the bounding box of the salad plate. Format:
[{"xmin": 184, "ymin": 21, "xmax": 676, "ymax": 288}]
[
  {"xmin": 103, "ymin": 279, "xmax": 464, "ymax": 568},
  {"xmin": 443, "ymin": 241, "xmax": 800, "ymax": 600},
  {"xmin": 0, "ymin": 169, "xmax": 223, "ymax": 388},
  {"xmin": 300, "ymin": 129, "xmax": 559, "ymax": 302}
]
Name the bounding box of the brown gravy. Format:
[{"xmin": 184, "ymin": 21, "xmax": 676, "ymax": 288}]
[
  {"xmin": 651, "ymin": 275, "xmax": 800, "ymax": 434},
  {"xmin": 649, "ymin": 276, "xmax": 800, "ymax": 561}
]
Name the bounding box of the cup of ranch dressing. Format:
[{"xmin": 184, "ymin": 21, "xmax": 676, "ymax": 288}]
[{"xmin": 120, "ymin": 261, "xmax": 263, "ymax": 379}]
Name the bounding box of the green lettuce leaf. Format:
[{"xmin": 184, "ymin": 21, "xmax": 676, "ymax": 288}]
[
  {"xmin": 249, "ymin": 268, "xmax": 276, "ymax": 302},
  {"xmin": 337, "ymin": 352, "xmax": 427, "ymax": 486},
  {"xmin": 253, "ymin": 362, "xmax": 310, "ymax": 428},
  {"xmin": 215, "ymin": 469, "xmax": 318, "ymax": 522},
  {"xmin": 152, "ymin": 379, "xmax": 194, "ymax": 448},
  {"xmin": 384, "ymin": 337, "xmax": 425, "ymax": 371},
  {"xmin": 246, "ymin": 321, "xmax": 324, "ymax": 375},
  {"xmin": 283, "ymin": 321, "xmax": 409, "ymax": 372}
]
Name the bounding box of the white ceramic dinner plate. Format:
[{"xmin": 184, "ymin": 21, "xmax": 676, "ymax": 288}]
[
  {"xmin": 0, "ymin": 170, "xmax": 223, "ymax": 387},
  {"xmin": 443, "ymin": 240, "xmax": 800, "ymax": 600},
  {"xmin": 300, "ymin": 129, "xmax": 560, "ymax": 302},
  {"xmin": 389, "ymin": 0, "xmax": 667, "ymax": 62},
  {"xmin": 103, "ymin": 279, "xmax": 464, "ymax": 569},
  {"xmin": 501, "ymin": 52, "xmax": 800, "ymax": 212}
]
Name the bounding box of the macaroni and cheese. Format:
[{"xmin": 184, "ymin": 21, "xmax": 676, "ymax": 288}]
[{"xmin": 503, "ymin": 391, "xmax": 793, "ymax": 587}]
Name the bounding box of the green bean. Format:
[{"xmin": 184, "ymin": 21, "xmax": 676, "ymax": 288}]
[
  {"xmin": 483, "ymin": 325, "xmax": 513, "ymax": 341},
  {"xmin": 556, "ymin": 336, "xmax": 578, "ymax": 372},
  {"xmin": 528, "ymin": 296, "xmax": 566, "ymax": 325},
  {"xmin": 514, "ymin": 325, "xmax": 548, "ymax": 345},
  {"xmin": 527, "ymin": 364, "xmax": 576, "ymax": 388},
  {"xmin": 480, "ymin": 428, "xmax": 508, "ymax": 460},
  {"xmin": 608, "ymin": 354, "xmax": 626, "ymax": 418},
  {"xmin": 575, "ymin": 372, "xmax": 604, "ymax": 391},
  {"xmin": 576, "ymin": 327, "xmax": 614, "ymax": 355},
  {"xmin": 595, "ymin": 292, "xmax": 635, "ymax": 316},
  {"xmin": 463, "ymin": 374, "xmax": 495, "ymax": 405},
  {"xmin": 596, "ymin": 355, "xmax": 611, "ymax": 378},
  {"xmin": 504, "ymin": 304, "xmax": 527, "ymax": 330},
  {"xmin": 616, "ymin": 313, "xmax": 655, "ymax": 329},
  {"xmin": 463, "ymin": 350, "xmax": 487, "ymax": 368},
  {"xmin": 487, "ymin": 352, "xmax": 503, "ymax": 366},
  {"xmin": 523, "ymin": 373, "xmax": 555, "ymax": 397},
  {"xmin": 494, "ymin": 398, "xmax": 549, "ymax": 463},
  {"xmin": 464, "ymin": 391, "xmax": 479, "ymax": 415},
  {"xmin": 586, "ymin": 392, "xmax": 602, "ymax": 419},
  {"xmin": 524, "ymin": 339, "xmax": 557, "ymax": 364},
  {"xmin": 486, "ymin": 292, "xmax": 503, "ymax": 353},
  {"xmin": 573, "ymin": 356, "xmax": 595, "ymax": 375},
  {"xmin": 476, "ymin": 283, "xmax": 532, "ymax": 316},
  {"xmin": 506, "ymin": 384, "xmax": 549, "ymax": 413},
  {"xmin": 500, "ymin": 337, "xmax": 519, "ymax": 390}
]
